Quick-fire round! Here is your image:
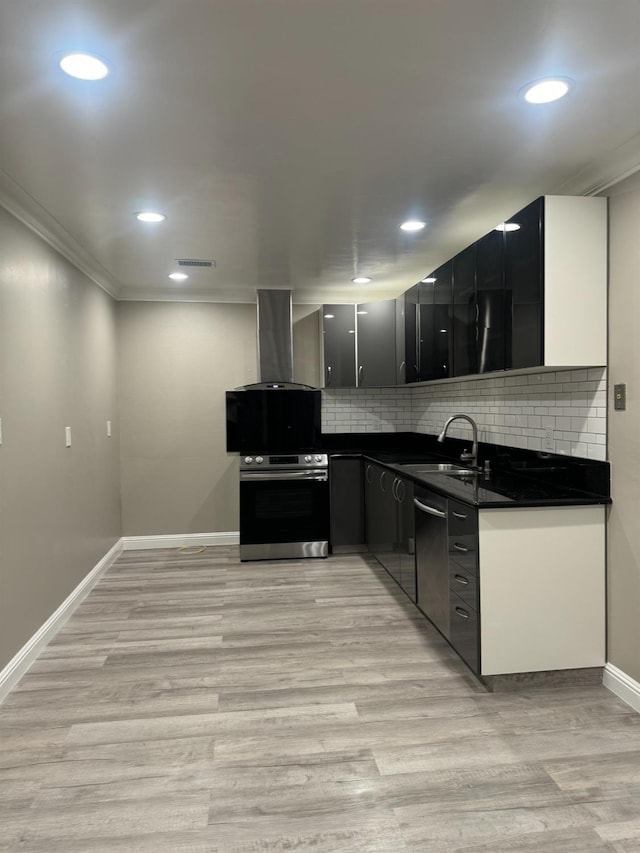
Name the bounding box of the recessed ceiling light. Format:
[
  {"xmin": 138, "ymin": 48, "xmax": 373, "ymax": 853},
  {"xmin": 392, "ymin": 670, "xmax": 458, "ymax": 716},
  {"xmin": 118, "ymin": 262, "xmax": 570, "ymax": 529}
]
[
  {"xmin": 421, "ymin": 277, "xmax": 437, "ymax": 283},
  {"xmin": 495, "ymin": 222, "xmax": 521, "ymax": 232},
  {"xmin": 135, "ymin": 211, "xmax": 167, "ymax": 223},
  {"xmin": 323, "ymin": 314, "xmax": 335, "ymax": 319},
  {"xmin": 521, "ymin": 77, "xmax": 572, "ymax": 104},
  {"xmin": 400, "ymin": 220, "xmax": 426, "ymax": 232},
  {"xmin": 352, "ymin": 276, "xmax": 372, "ymax": 284},
  {"xmin": 59, "ymin": 52, "xmax": 109, "ymax": 80},
  {"xmin": 168, "ymin": 272, "xmax": 188, "ymax": 281}
]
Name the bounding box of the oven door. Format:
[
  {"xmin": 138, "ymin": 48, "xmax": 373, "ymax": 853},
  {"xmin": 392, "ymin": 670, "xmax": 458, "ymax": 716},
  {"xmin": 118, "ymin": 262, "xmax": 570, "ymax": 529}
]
[{"xmin": 239, "ymin": 469, "xmax": 329, "ymax": 560}]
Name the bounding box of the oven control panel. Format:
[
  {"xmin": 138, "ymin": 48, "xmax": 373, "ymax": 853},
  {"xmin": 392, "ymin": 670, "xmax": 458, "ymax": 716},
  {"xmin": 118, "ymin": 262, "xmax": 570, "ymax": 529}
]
[{"xmin": 240, "ymin": 453, "xmax": 328, "ymax": 470}]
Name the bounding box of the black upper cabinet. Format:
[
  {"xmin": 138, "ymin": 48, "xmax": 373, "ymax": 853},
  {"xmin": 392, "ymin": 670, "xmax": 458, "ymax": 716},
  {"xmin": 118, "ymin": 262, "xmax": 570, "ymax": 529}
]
[
  {"xmin": 452, "ymin": 246, "xmax": 477, "ymax": 376},
  {"xmin": 396, "ymin": 285, "xmax": 419, "ymax": 384},
  {"xmin": 433, "ymin": 266, "xmax": 453, "ymax": 380},
  {"xmin": 357, "ymin": 299, "xmax": 397, "ymax": 387},
  {"xmin": 419, "ymin": 263, "xmax": 452, "ymax": 381},
  {"xmin": 418, "ymin": 278, "xmax": 435, "ymax": 381},
  {"xmin": 322, "ymin": 304, "xmax": 356, "ymax": 387},
  {"xmin": 504, "ymin": 197, "xmax": 543, "ymax": 370},
  {"xmin": 476, "ymin": 229, "xmax": 506, "ymax": 373}
]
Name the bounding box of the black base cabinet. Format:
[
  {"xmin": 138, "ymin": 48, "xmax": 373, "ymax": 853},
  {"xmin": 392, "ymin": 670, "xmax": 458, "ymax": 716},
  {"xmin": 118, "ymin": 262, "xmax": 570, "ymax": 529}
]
[
  {"xmin": 329, "ymin": 457, "xmax": 365, "ymax": 552},
  {"xmin": 365, "ymin": 463, "xmax": 416, "ymax": 602},
  {"xmin": 446, "ymin": 498, "xmax": 480, "ymax": 673}
]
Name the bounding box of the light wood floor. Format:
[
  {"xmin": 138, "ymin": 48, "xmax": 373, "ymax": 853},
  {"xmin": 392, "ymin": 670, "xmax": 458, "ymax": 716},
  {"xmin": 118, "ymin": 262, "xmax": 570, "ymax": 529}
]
[{"xmin": 1, "ymin": 547, "xmax": 639, "ymax": 852}]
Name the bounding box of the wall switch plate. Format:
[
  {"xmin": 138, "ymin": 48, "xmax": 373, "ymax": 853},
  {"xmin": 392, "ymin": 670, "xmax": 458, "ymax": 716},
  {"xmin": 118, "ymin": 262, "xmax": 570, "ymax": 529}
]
[
  {"xmin": 543, "ymin": 426, "xmax": 555, "ymax": 451},
  {"xmin": 614, "ymin": 383, "xmax": 626, "ymax": 410},
  {"xmin": 107, "ymin": 420, "xmax": 112, "ymax": 437},
  {"xmin": 65, "ymin": 426, "xmax": 72, "ymax": 447}
]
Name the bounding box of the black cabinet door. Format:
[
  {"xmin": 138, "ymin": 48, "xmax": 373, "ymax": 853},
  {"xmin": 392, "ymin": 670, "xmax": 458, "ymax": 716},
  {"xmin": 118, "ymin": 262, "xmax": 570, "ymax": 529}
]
[
  {"xmin": 476, "ymin": 229, "xmax": 505, "ymax": 373},
  {"xmin": 418, "ymin": 278, "xmax": 435, "ymax": 381},
  {"xmin": 365, "ymin": 465, "xmax": 396, "ymax": 578},
  {"xmin": 396, "ymin": 477, "xmax": 416, "ymax": 601},
  {"xmin": 357, "ymin": 300, "xmax": 397, "ymax": 387},
  {"xmin": 418, "ymin": 263, "xmax": 452, "ymax": 381},
  {"xmin": 396, "ymin": 285, "xmax": 419, "ymax": 384},
  {"xmin": 504, "ymin": 197, "xmax": 543, "ymax": 369},
  {"xmin": 433, "ymin": 263, "xmax": 453, "ymax": 379},
  {"xmin": 322, "ymin": 304, "xmax": 356, "ymax": 387},
  {"xmin": 452, "ymin": 246, "xmax": 477, "ymax": 376},
  {"xmin": 329, "ymin": 457, "xmax": 364, "ymax": 551}
]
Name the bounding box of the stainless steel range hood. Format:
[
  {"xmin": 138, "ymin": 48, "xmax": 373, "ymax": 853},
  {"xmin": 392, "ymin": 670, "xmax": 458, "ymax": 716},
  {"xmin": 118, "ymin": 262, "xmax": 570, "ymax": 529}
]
[
  {"xmin": 233, "ymin": 289, "xmax": 315, "ymax": 390},
  {"xmin": 257, "ymin": 289, "xmax": 294, "ymax": 384}
]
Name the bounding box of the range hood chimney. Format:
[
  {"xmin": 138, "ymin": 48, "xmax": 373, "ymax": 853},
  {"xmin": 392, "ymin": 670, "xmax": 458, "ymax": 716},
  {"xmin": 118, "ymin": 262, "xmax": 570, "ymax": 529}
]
[{"xmin": 257, "ymin": 289, "xmax": 294, "ymax": 383}]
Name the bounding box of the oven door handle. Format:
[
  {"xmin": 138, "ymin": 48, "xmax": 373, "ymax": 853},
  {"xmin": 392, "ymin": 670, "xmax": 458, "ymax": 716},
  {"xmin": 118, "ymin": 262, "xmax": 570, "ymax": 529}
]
[{"xmin": 240, "ymin": 470, "xmax": 328, "ymax": 482}]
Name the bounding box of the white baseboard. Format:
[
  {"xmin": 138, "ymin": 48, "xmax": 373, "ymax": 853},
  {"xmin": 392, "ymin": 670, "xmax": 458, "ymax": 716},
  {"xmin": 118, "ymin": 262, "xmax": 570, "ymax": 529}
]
[
  {"xmin": 0, "ymin": 538, "xmax": 123, "ymax": 704},
  {"xmin": 121, "ymin": 531, "xmax": 239, "ymax": 550},
  {"xmin": 603, "ymin": 663, "xmax": 640, "ymax": 713}
]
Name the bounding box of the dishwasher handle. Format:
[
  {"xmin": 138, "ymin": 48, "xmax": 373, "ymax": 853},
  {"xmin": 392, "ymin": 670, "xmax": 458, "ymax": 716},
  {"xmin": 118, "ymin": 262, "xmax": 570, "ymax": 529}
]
[{"xmin": 413, "ymin": 497, "xmax": 447, "ymax": 518}]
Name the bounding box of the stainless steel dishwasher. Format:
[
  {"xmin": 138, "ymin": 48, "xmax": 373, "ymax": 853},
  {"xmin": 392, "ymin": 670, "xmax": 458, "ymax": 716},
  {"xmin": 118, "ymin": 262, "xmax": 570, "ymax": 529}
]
[{"xmin": 414, "ymin": 486, "xmax": 449, "ymax": 639}]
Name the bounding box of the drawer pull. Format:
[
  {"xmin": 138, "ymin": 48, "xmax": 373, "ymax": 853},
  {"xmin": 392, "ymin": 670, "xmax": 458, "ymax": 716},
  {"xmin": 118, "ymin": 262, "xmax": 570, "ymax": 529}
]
[
  {"xmin": 452, "ymin": 511, "xmax": 467, "ymax": 519},
  {"xmin": 454, "ymin": 574, "xmax": 469, "ymax": 585},
  {"xmin": 414, "ymin": 498, "xmax": 447, "ymax": 518},
  {"xmin": 453, "ymin": 543, "xmax": 469, "ymax": 552},
  {"xmin": 455, "ymin": 607, "xmax": 470, "ymax": 619}
]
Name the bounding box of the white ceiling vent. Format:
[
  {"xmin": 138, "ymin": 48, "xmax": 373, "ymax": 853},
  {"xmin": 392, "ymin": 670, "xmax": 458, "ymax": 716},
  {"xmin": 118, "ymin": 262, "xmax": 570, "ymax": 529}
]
[{"xmin": 175, "ymin": 258, "xmax": 216, "ymax": 268}]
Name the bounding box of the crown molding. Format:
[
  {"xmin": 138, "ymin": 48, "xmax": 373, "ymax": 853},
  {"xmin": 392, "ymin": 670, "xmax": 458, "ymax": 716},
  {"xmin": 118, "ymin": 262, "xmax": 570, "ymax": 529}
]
[
  {"xmin": 0, "ymin": 169, "xmax": 122, "ymax": 300},
  {"xmin": 554, "ymin": 132, "xmax": 640, "ymax": 197}
]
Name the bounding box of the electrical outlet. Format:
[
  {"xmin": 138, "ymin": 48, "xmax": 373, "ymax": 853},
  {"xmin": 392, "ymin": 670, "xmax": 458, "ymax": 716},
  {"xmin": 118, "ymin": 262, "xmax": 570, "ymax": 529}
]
[{"xmin": 543, "ymin": 426, "xmax": 555, "ymax": 451}]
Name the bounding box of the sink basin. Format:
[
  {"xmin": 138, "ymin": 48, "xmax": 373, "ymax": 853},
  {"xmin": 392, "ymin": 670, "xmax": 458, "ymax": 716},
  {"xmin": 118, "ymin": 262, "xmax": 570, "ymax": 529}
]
[{"xmin": 398, "ymin": 462, "xmax": 474, "ymax": 475}]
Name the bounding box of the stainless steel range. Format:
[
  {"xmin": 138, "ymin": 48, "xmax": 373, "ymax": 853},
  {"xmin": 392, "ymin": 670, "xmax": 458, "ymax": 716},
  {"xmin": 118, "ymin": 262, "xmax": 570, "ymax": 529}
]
[{"xmin": 239, "ymin": 453, "xmax": 329, "ymax": 561}]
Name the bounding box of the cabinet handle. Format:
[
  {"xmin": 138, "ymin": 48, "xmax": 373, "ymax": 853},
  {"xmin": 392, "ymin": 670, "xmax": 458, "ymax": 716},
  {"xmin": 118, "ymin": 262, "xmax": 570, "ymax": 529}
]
[
  {"xmin": 413, "ymin": 498, "xmax": 447, "ymax": 518},
  {"xmin": 326, "ymin": 365, "xmax": 332, "ymax": 386},
  {"xmin": 392, "ymin": 477, "xmax": 399, "ymax": 499},
  {"xmin": 454, "ymin": 574, "xmax": 469, "ymax": 585},
  {"xmin": 452, "ymin": 511, "xmax": 467, "ymax": 520},
  {"xmin": 397, "ymin": 480, "xmax": 405, "ymax": 503},
  {"xmin": 400, "ymin": 360, "xmax": 406, "ymax": 380},
  {"xmin": 358, "ymin": 365, "xmax": 363, "ymax": 385},
  {"xmin": 455, "ymin": 606, "xmax": 470, "ymax": 620},
  {"xmin": 380, "ymin": 471, "xmax": 388, "ymax": 492},
  {"xmin": 453, "ymin": 543, "xmax": 469, "ymax": 552},
  {"xmin": 366, "ymin": 464, "xmax": 373, "ymax": 484}
]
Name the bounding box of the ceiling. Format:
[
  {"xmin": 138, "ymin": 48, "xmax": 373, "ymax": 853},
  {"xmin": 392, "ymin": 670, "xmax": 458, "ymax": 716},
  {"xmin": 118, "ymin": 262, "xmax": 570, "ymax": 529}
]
[{"xmin": 1, "ymin": 0, "xmax": 640, "ymax": 304}]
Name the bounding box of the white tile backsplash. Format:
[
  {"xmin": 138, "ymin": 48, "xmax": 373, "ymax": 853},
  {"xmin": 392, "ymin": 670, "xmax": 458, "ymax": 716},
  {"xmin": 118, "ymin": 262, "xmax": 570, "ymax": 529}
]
[{"xmin": 321, "ymin": 368, "xmax": 607, "ymax": 461}]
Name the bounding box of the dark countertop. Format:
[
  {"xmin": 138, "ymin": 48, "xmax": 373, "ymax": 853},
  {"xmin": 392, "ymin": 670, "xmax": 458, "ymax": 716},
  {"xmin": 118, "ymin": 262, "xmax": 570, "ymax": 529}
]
[
  {"xmin": 377, "ymin": 458, "xmax": 611, "ymax": 508},
  {"xmin": 323, "ymin": 432, "xmax": 611, "ymax": 509}
]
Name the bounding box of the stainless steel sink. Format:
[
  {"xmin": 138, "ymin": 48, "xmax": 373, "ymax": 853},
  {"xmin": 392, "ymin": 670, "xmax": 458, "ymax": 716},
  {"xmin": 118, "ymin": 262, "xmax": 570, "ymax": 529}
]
[{"xmin": 398, "ymin": 463, "xmax": 474, "ymax": 475}]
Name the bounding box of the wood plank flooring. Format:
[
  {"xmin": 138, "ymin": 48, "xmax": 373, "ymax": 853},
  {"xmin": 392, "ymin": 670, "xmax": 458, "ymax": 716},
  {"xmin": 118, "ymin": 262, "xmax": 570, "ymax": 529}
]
[{"xmin": 1, "ymin": 546, "xmax": 639, "ymax": 852}]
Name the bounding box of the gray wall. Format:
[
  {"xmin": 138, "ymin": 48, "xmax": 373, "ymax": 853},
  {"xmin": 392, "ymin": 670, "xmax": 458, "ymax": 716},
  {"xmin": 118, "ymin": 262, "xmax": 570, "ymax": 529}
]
[
  {"xmin": 0, "ymin": 207, "xmax": 121, "ymax": 669},
  {"xmin": 118, "ymin": 301, "xmax": 257, "ymax": 535},
  {"xmin": 606, "ymin": 171, "xmax": 640, "ymax": 682}
]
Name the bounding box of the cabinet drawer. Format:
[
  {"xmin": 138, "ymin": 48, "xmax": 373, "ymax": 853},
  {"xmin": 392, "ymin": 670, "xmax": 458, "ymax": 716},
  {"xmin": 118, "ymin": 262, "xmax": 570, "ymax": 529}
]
[
  {"xmin": 448, "ymin": 535, "xmax": 478, "ymax": 574},
  {"xmin": 449, "ymin": 590, "xmax": 480, "ymax": 674},
  {"xmin": 449, "ymin": 563, "xmax": 478, "ymax": 610},
  {"xmin": 447, "ymin": 500, "xmax": 477, "ymax": 536}
]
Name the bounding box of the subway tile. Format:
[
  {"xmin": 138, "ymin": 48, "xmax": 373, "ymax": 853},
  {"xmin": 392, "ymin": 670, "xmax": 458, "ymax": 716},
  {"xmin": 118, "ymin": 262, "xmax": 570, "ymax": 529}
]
[
  {"xmin": 587, "ymin": 444, "xmax": 606, "ymax": 461},
  {"xmin": 586, "ymin": 417, "xmax": 606, "ymax": 434}
]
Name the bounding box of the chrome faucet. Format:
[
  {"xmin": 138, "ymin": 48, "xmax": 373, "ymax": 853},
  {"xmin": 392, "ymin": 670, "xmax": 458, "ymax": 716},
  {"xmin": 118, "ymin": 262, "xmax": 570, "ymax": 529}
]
[{"xmin": 437, "ymin": 414, "xmax": 479, "ymax": 468}]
